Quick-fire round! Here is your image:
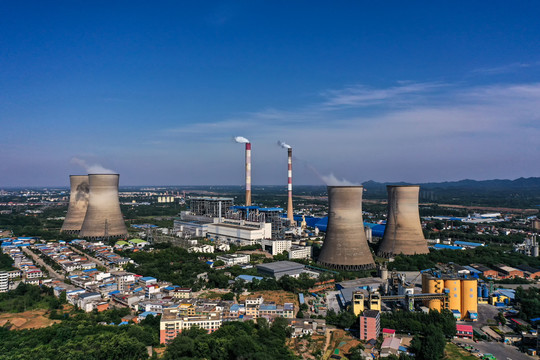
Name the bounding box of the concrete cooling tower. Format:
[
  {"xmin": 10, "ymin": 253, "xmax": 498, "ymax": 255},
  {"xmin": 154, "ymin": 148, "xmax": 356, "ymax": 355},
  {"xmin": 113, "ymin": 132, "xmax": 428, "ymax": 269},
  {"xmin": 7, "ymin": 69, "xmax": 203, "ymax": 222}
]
[
  {"xmin": 61, "ymin": 175, "xmax": 90, "ymax": 233},
  {"xmin": 317, "ymin": 186, "xmax": 375, "ymax": 270},
  {"xmin": 79, "ymin": 174, "xmax": 127, "ymax": 239},
  {"xmin": 377, "ymin": 185, "xmax": 429, "ymax": 257}
]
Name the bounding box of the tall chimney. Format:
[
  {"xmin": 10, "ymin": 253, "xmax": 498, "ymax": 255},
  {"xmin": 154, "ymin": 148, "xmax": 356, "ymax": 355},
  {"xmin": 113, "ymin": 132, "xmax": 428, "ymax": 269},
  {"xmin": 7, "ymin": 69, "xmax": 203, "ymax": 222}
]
[
  {"xmin": 317, "ymin": 186, "xmax": 375, "ymax": 270},
  {"xmin": 377, "ymin": 185, "xmax": 429, "ymax": 257},
  {"xmin": 245, "ymin": 143, "xmax": 252, "ymax": 206},
  {"xmin": 61, "ymin": 175, "xmax": 90, "ymax": 234},
  {"xmin": 287, "ymin": 148, "xmax": 295, "ymax": 224}
]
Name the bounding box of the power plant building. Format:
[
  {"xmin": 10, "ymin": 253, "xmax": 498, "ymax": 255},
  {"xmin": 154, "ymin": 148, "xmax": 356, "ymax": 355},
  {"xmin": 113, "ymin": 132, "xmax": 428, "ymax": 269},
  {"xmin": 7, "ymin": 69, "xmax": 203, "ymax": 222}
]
[
  {"xmin": 206, "ymin": 219, "xmax": 272, "ymax": 246},
  {"xmin": 61, "ymin": 175, "xmax": 90, "ymax": 233},
  {"xmin": 377, "ymin": 185, "xmax": 429, "ymax": 258},
  {"xmin": 189, "ymin": 197, "xmax": 234, "ymax": 218},
  {"xmin": 317, "ymin": 186, "xmax": 375, "ymax": 270},
  {"xmin": 78, "ymin": 174, "xmax": 128, "ymax": 239}
]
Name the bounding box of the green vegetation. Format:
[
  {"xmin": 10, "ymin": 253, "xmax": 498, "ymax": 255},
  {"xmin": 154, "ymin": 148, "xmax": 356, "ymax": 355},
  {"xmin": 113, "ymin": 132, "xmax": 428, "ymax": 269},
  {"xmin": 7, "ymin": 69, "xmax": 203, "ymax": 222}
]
[
  {"xmin": 515, "ymin": 286, "xmax": 540, "ymax": 321},
  {"xmin": 382, "ymin": 310, "xmax": 456, "ymax": 360},
  {"xmin": 0, "ymin": 252, "xmax": 14, "ymax": 271},
  {"xmin": 0, "ymin": 284, "xmax": 65, "ymax": 313},
  {"xmin": 0, "ymin": 309, "xmax": 159, "ymax": 360},
  {"xmin": 0, "ymin": 212, "xmax": 76, "ymax": 240},
  {"xmin": 163, "ymin": 318, "xmax": 297, "ymax": 360},
  {"xmin": 124, "ymin": 246, "xmax": 210, "ymax": 290},
  {"xmin": 388, "ymin": 246, "xmax": 540, "ymax": 271}
]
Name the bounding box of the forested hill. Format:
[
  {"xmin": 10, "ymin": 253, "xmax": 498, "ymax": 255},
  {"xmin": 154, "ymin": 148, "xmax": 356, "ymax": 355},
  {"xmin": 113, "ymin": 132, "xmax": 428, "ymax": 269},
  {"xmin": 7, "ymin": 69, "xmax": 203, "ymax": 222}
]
[{"xmin": 362, "ymin": 177, "xmax": 540, "ymax": 208}]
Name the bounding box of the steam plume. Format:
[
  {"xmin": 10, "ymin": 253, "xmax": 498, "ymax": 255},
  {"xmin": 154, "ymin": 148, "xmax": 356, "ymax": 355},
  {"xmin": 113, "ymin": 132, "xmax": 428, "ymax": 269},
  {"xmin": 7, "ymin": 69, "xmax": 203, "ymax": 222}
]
[
  {"xmin": 234, "ymin": 136, "xmax": 250, "ymax": 143},
  {"xmin": 71, "ymin": 158, "xmax": 116, "ymax": 174},
  {"xmin": 321, "ymin": 173, "xmax": 359, "ymax": 186},
  {"xmin": 277, "ymin": 140, "xmax": 291, "ymax": 149}
]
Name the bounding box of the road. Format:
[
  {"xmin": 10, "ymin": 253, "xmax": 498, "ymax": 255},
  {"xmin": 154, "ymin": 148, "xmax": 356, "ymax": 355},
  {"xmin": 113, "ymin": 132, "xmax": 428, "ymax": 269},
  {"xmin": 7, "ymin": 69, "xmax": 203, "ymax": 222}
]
[
  {"xmin": 68, "ymin": 245, "xmax": 110, "ymax": 271},
  {"xmin": 474, "ymin": 303, "xmax": 500, "ymax": 331},
  {"xmin": 23, "ymin": 246, "xmax": 65, "ymax": 280},
  {"xmin": 453, "ymin": 338, "xmax": 535, "ymax": 360}
]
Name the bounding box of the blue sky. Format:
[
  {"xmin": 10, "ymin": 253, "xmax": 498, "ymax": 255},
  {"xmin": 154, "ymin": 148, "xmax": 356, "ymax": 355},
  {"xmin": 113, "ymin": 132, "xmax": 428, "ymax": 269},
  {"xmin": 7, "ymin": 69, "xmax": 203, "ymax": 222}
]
[{"xmin": 1, "ymin": 1, "xmax": 540, "ymax": 186}]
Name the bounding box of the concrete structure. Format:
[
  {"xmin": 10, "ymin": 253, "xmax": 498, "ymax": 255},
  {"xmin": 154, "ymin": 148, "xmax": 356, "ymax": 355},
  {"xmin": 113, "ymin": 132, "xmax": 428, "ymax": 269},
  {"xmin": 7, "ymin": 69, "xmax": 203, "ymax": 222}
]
[
  {"xmin": 359, "ymin": 310, "xmax": 380, "ymax": 341},
  {"xmin": 256, "ymin": 261, "xmax": 304, "ymax": 279},
  {"xmin": 377, "ymin": 185, "xmax": 429, "ymax": 257},
  {"xmin": 61, "ymin": 175, "xmax": 90, "ymax": 233},
  {"xmin": 317, "ymin": 186, "xmax": 375, "ymax": 270},
  {"xmin": 79, "ymin": 174, "xmax": 128, "ymax": 239},
  {"xmin": 352, "ymin": 291, "xmax": 365, "ymax": 315}
]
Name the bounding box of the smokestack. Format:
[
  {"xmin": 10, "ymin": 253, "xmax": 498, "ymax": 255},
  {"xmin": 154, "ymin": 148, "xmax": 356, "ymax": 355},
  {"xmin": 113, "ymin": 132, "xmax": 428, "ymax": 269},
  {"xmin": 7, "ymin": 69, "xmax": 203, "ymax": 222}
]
[
  {"xmin": 287, "ymin": 148, "xmax": 295, "ymax": 224},
  {"xmin": 245, "ymin": 143, "xmax": 252, "ymax": 206},
  {"xmin": 79, "ymin": 174, "xmax": 128, "ymax": 239},
  {"xmin": 61, "ymin": 175, "xmax": 90, "ymax": 233},
  {"xmin": 377, "ymin": 185, "xmax": 429, "ymax": 257},
  {"xmin": 317, "ymin": 186, "xmax": 375, "ymax": 270}
]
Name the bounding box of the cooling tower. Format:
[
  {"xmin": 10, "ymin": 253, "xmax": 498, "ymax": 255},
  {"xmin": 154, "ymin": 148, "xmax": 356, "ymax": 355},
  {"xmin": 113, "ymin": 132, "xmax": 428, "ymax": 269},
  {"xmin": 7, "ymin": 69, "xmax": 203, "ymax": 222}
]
[
  {"xmin": 245, "ymin": 143, "xmax": 252, "ymax": 206},
  {"xmin": 377, "ymin": 185, "xmax": 429, "ymax": 257},
  {"xmin": 79, "ymin": 174, "xmax": 127, "ymax": 239},
  {"xmin": 317, "ymin": 186, "xmax": 375, "ymax": 270},
  {"xmin": 61, "ymin": 175, "xmax": 90, "ymax": 233}
]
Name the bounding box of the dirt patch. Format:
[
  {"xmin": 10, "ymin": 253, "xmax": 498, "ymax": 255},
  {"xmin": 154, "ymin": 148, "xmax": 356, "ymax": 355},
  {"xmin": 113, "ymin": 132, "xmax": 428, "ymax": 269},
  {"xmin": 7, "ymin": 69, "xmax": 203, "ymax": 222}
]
[
  {"xmin": 0, "ymin": 309, "xmax": 61, "ymax": 330},
  {"xmin": 239, "ymin": 290, "xmax": 299, "ymax": 308}
]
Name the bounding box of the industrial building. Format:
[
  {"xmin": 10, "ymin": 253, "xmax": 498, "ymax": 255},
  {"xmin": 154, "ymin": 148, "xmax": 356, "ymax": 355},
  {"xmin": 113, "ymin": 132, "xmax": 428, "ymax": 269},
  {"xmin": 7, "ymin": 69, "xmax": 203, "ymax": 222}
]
[
  {"xmin": 421, "ymin": 270, "xmax": 478, "ymax": 321},
  {"xmin": 206, "ymin": 219, "xmax": 271, "ymax": 246},
  {"xmin": 288, "ymin": 245, "xmax": 312, "ymax": 260},
  {"xmin": 256, "ymin": 261, "xmax": 305, "ymax": 279},
  {"xmin": 61, "ymin": 175, "xmax": 90, "ymax": 233},
  {"xmin": 377, "ymin": 185, "xmax": 429, "ymax": 257},
  {"xmin": 78, "ymin": 174, "xmax": 128, "ymax": 239},
  {"xmin": 215, "ymin": 253, "xmax": 250, "ymax": 266},
  {"xmin": 189, "ymin": 196, "xmax": 233, "ymax": 218},
  {"xmin": 317, "ymin": 186, "xmax": 375, "ymax": 270},
  {"xmin": 260, "ymin": 239, "xmax": 292, "ymax": 256}
]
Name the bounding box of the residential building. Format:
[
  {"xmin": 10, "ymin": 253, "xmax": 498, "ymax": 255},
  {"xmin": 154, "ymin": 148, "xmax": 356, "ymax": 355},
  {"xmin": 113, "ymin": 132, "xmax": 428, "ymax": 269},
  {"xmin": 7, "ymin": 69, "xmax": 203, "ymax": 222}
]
[
  {"xmin": 359, "ymin": 310, "xmax": 380, "ymax": 341},
  {"xmin": 288, "ymin": 245, "xmax": 312, "ymax": 260},
  {"xmin": 0, "ymin": 271, "xmax": 8, "ymax": 293}
]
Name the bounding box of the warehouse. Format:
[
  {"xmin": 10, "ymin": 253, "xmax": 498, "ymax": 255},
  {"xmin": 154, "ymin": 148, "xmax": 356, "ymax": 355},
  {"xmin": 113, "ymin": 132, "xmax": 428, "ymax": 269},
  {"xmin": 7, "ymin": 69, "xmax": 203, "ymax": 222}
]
[{"xmin": 256, "ymin": 261, "xmax": 305, "ymax": 279}]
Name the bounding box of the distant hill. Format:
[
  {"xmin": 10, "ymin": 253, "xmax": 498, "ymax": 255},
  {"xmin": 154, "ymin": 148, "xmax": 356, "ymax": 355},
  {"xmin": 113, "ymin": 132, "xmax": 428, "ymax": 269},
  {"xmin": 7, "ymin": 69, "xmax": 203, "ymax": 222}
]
[{"xmin": 362, "ymin": 177, "xmax": 540, "ymax": 208}]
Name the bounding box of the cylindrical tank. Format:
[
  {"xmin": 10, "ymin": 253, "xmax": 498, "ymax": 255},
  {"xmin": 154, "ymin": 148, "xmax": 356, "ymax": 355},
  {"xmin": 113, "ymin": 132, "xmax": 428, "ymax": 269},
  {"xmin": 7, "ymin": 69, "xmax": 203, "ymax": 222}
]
[
  {"xmin": 317, "ymin": 186, "xmax": 375, "ymax": 270},
  {"xmin": 79, "ymin": 174, "xmax": 128, "ymax": 239},
  {"xmin": 533, "ymin": 246, "xmax": 539, "ymax": 257},
  {"xmin": 482, "ymin": 286, "xmax": 489, "ymax": 299},
  {"xmin": 461, "ymin": 279, "xmax": 478, "ymax": 319},
  {"xmin": 445, "ymin": 279, "xmax": 461, "ymax": 313},
  {"xmin": 427, "ymin": 278, "xmax": 444, "ymax": 311},
  {"xmin": 377, "ymin": 185, "xmax": 430, "ymax": 257},
  {"xmin": 61, "ymin": 175, "xmax": 90, "ymax": 233},
  {"xmin": 477, "ymin": 286, "xmax": 482, "ymax": 298}
]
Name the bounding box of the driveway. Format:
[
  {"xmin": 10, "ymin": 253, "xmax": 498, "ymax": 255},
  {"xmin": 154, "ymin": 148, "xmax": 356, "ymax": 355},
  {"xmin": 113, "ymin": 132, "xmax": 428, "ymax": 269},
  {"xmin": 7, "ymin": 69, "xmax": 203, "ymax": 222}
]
[{"xmin": 453, "ymin": 338, "xmax": 535, "ymax": 360}]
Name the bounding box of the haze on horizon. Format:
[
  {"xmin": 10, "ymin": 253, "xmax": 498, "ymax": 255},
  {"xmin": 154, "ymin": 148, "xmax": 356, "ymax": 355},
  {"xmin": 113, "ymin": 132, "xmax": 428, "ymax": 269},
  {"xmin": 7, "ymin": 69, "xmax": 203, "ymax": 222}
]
[{"xmin": 1, "ymin": 2, "xmax": 540, "ymax": 187}]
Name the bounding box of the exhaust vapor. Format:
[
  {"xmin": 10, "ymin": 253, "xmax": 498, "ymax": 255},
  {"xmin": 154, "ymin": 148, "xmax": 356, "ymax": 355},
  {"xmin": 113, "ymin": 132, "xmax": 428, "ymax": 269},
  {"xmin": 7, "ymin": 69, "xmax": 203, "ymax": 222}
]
[{"xmin": 71, "ymin": 158, "xmax": 116, "ymax": 174}]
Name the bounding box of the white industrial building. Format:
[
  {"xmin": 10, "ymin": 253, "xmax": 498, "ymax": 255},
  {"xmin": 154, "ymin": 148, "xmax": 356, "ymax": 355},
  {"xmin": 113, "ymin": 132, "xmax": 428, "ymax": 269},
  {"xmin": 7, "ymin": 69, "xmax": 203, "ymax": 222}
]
[
  {"xmin": 0, "ymin": 271, "xmax": 8, "ymax": 293},
  {"xmin": 288, "ymin": 245, "xmax": 312, "ymax": 260},
  {"xmin": 206, "ymin": 219, "xmax": 272, "ymax": 246},
  {"xmin": 260, "ymin": 239, "xmax": 292, "ymax": 256},
  {"xmin": 216, "ymin": 253, "xmax": 251, "ymax": 266}
]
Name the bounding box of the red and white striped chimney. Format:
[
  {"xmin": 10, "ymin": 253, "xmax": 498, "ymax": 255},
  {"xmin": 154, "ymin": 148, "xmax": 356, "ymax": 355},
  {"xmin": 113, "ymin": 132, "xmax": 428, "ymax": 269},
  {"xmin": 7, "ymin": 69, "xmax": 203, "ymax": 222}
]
[
  {"xmin": 287, "ymin": 147, "xmax": 295, "ymax": 224},
  {"xmin": 245, "ymin": 143, "xmax": 252, "ymax": 206}
]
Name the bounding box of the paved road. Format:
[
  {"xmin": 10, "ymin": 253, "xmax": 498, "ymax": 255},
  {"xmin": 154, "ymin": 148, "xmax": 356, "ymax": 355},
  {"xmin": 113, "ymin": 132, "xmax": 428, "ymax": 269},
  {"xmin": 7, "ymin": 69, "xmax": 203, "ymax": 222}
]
[
  {"xmin": 453, "ymin": 338, "xmax": 535, "ymax": 360},
  {"xmin": 474, "ymin": 303, "xmax": 500, "ymax": 330},
  {"xmin": 23, "ymin": 246, "xmax": 65, "ymax": 280},
  {"xmin": 68, "ymin": 245, "xmax": 110, "ymax": 271}
]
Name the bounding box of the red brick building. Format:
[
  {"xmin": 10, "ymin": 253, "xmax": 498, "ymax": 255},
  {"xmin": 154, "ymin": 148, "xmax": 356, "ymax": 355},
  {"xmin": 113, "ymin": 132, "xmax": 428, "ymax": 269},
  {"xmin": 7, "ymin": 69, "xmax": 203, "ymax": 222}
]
[{"xmin": 359, "ymin": 310, "xmax": 380, "ymax": 341}]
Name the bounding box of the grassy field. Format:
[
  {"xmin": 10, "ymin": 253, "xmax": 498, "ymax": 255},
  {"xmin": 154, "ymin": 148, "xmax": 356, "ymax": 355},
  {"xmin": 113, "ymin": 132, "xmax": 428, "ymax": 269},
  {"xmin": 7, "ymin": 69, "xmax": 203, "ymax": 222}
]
[{"xmin": 445, "ymin": 343, "xmax": 477, "ymax": 360}]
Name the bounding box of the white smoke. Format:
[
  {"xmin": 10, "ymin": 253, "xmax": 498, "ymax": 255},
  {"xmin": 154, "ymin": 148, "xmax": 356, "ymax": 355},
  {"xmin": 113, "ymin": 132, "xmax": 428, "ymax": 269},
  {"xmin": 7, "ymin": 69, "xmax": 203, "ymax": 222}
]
[
  {"xmin": 234, "ymin": 136, "xmax": 250, "ymax": 143},
  {"xmin": 277, "ymin": 140, "xmax": 291, "ymax": 149},
  {"xmin": 321, "ymin": 173, "xmax": 359, "ymax": 186},
  {"xmin": 71, "ymin": 157, "xmax": 116, "ymax": 174}
]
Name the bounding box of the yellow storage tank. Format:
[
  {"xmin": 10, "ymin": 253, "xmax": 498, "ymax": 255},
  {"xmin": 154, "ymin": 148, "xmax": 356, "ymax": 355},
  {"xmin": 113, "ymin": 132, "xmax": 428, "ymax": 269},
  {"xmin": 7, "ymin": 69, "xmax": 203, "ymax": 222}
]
[
  {"xmin": 444, "ymin": 279, "xmax": 461, "ymax": 314},
  {"xmin": 461, "ymin": 279, "xmax": 478, "ymax": 319},
  {"xmin": 427, "ymin": 278, "xmax": 444, "ymax": 311}
]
